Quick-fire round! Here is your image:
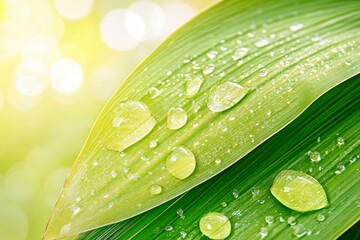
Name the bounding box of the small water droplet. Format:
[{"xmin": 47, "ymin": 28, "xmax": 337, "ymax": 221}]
[
  {"xmin": 149, "ymin": 140, "xmax": 157, "ymax": 149},
  {"xmin": 232, "ymin": 189, "xmax": 239, "ymax": 199},
  {"xmin": 260, "ymin": 68, "xmax": 268, "ymax": 77},
  {"xmin": 220, "ymin": 202, "xmax": 227, "ymax": 207},
  {"xmin": 166, "ymin": 146, "xmax": 196, "ymax": 180},
  {"xmin": 259, "ymin": 227, "xmax": 268, "ymax": 239},
  {"xmin": 317, "ymin": 137, "xmax": 321, "ymax": 143},
  {"xmin": 167, "ymin": 71, "xmax": 172, "ymax": 76},
  {"xmin": 207, "ymin": 50, "xmax": 219, "ymax": 59},
  {"xmin": 148, "ymin": 87, "xmax": 161, "ymax": 99},
  {"xmin": 255, "ymin": 39, "xmax": 269, "ymax": 47},
  {"xmin": 251, "ymin": 187, "xmax": 260, "ymax": 196},
  {"xmin": 279, "ymin": 216, "xmax": 285, "ymax": 222},
  {"xmin": 149, "ymin": 184, "xmax": 162, "ymax": 195},
  {"xmin": 111, "ymin": 170, "xmax": 117, "ymax": 178},
  {"xmin": 287, "ymin": 216, "xmax": 297, "ymax": 226},
  {"xmin": 265, "ymin": 215, "xmax": 274, "ymax": 224},
  {"xmin": 177, "ymin": 208, "xmax": 185, "ymax": 219},
  {"xmin": 337, "ymin": 137, "xmax": 345, "ymax": 146},
  {"xmin": 316, "ymin": 213, "xmax": 325, "ymax": 222},
  {"xmin": 292, "ymin": 224, "xmax": 306, "ymax": 238},
  {"xmin": 203, "ymin": 63, "xmax": 215, "ymax": 75},
  {"xmin": 247, "ymin": 32, "xmax": 254, "ymax": 38},
  {"xmin": 165, "ymin": 225, "xmax": 173, "ymax": 231},
  {"xmin": 335, "ymin": 164, "xmax": 346, "ymax": 174},
  {"xmin": 199, "ymin": 212, "xmax": 231, "ymax": 239},
  {"xmin": 231, "ymin": 210, "xmax": 241, "ymax": 217},
  {"xmin": 308, "ymin": 151, "xmax": 321, "ymax": 162},
  {"xmin": 180, "ymin": 231, "xmax": 187, "ymax": 238},
  {"xmin": 92, "ymin": 160, "xmax": 99, "ymax": 166},
  {"xmin": 207, "ymin": 82, "xmax": 249, "ymax": 112},
  {"xmin": 271, "ymin": 170, "xmax": 328, "ymax": 212},
  {"xmin": 167, "ymin": 107, "xmax": 188, "ymax": 130},
  {"xmin": 232, "ymin": 47, "xmax": 249, "ymax": 60},
  {"xmin": 75, "ymin": 196, "xmax": 81, "ymax": 202},
  {"xmin": 215, "ymin": 158, "xmax": 222, "ymax": 165},
  {"xmin": 186, "ymin": 76, "xmax": 204, "ymax": 98},
  {"xmin": 290, "ymin": 23, "xmax": 304, "ymax": 32},
  {"xmin": 106, "ymin": 100, "xmax": 157, "ymax": 152}
]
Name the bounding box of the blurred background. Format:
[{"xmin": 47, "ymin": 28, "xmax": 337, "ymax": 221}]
[{"xmin": 0, "ymin": 0, "xmax": 217, "ymax": 239}]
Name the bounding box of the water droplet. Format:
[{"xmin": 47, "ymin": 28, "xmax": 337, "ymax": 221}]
[
  {"xmin": 207, "ymin": 50, "xmax": 219, "ymax": 59},
  {"xmin": 335, "ymin": 164, "xmax": 346, "ymax": 174},
  {"xmin": 111, "ymin": 170, "xmax": 117, "ymax": 178},
  {"xmin": 92, "ymin": 160, "xmax": 99, "ymax": 166},
  {"xmin": 260, "ymin": 68, "xmax": 268, "ymax": 77},
  {"xmin": 337, "ymin": 137, "xmax": 345, "ymax": 146},
  {"xmin": 251, "ymin": 187, "xmax": 260, "ymax": 196},
  {"xmin": 148, "ymin": 87, "xmax": 161, "ymax": 99},
  {"xmin": 180, "ymin": 231, "xmax": 187, "ymax": 238},
  {"xmin": 215, "ymin": 159, "xmax": 222, "ymax": 165},
  {"xmin": 232, "ymin": 190, "xmax": 239, "ymax": 199},
  {"xmin": 207, "ymin": 82, "xmax": 249, "ymax": 112},
  {"xmin": 279, "ymin": 216, "xmax": 285, "ymax": 222},
  {"xmin": 259, "ymin": 227, "xmax": 268, "ymax": 239},
  {"xmin": 220, "ymin": 202, "xmax": 227, "ymax": 207},
  {"xmin": 290, "ymin": 23, "xmax": 304, "ymax": 32},
  {"xmin": 247, "ymin": 32, "xmax": 254, "ymax": 38},
  {"xmin": 166, "ymin": 146, "xmax": 196, "ymax": 180},
  {"xmin": 199, "ymin": 212, "xmax": 231, "ymax": 239},
  {"xmin": 203, "ymin": 63, "xmax": 215, "ymax": 75},
  {"xmin": 186, "ymin": 76, "xmax": 204, "ymax": 98},
  {"xmin": 308, "ymin": 151, "xmax": 321, "ymax": 162},
  {"xmin": 177, "ymin": 208, "xmax": 185, "ymax": 219},
  {"xmin": 75, "ymin": 196, "xmax": 81, "ymax": 202},
  {"xmin": 149, "ymin": 140, "xmax": 157, "ymax": 149},
  {"xmin": 149, "ymin": 184, "xmax": 162, "ymax": 195},
  {"xmin": 232, "ymin": 47, "xmax": 248, "ymax": 60},
  {"xmin": 265, "ymin": 215, "xmax": 274, "ymax": 224},
  {"xmin": 106, "ymin": 100, "xmax": 157, "ymax": 152},
  {"xmin": 255, "ymin": 39, "xmax": 269, "ymax": 47},
  {"xmin": 317, "ymin": 137, "xmax": 321, "ymax": 143},
  {"xmin": 165, "ymin": 225, "xmax": 173, "ymax": 231},
  {"xmin": 60, "ymin": 223, "xmax": 71, "ymax": 235},
  {"xmin": 231, "ymin": 210, "xmax": 241, "ymax": 217},
  {"xmin": 287, "ymin": 216, "xmax": 297, "ymax": 226},
  {"xmin": 167, "ymin": 107, "xmax": 187, "ymax": 130},
  {"xmin": 316, "ymin": 213, "xmax": 325, "ymax": 222},
  {"xmin": 292, "ymin": 224, "xmax": 306, "ymax": 238},
  {"xmin": 270, "ymin": 170, "xmax": 328, "ymax": 212},
  {"xmin": 167, "ymin": 71, "xmax": 172, "ymax": 76}
]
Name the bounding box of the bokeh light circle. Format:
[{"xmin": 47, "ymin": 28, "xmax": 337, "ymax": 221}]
[
  {"xmin": 13, "ymin": 60, "xmax": 49, "ymax": 97},
  {"xmin": 100, "ymin": 9, "xmax": 145, "ymax": 51},
  {"xmin": 50, "ymin": 58, "xmax": 83, "ymax": 94},
  {"xmin": 162, "ymin": 2, "xmax": 195, "ymax": 38},
  {"xmin": 130, "ymin": 1, "xmax": 165, "ymax": 41},
  {"xmin": 55, "ymin": 0, "xmax": 93, "ymax": 20},
  {"xmin": 0, "ymin": 203, "xmax": 28, "ymax": 240}
]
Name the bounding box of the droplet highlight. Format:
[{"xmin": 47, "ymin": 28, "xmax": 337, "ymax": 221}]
[
  {"xmin": 166, "ymin": 146, "xmax": 196, "ymax": 180},
  {"xmin": 207, "ymin": 82, "xmax": 249, "ymax": 112},
  {"xmin": 149, "ymin": 184, "xmax": 162, "ymax": 195},
  {"xmin": 106, "ymin": 100, "xmax": 157, "ymax": 152},
  {"xmin": 186, "ymin": 76, "xmax": 204, "ymax": 98},
  {"xmin": 270, "ymin": 170, "xmax": 328, "ymax": 212},
  {"xmin": 203, "ymin": 63, "xmax": 215, "ymax": 75},
  {"xmin": 308, "ymin": 151, "xmax": 321, "ymax": 163},
  {"xmin": 167, "ymin": 107, "xmax": 188, "ymax": 130},
  {"xmin": 290, "ymin": 23, "xmax": 304, "ymax": 32},
  {"xmin": 199, "ymin": 212, "xmax": 231, "ymax": 239}
]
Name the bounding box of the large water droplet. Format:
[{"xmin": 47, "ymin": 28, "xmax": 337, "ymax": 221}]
[
  {"xmin": 232, "ymin": 47, "xmax": 248, "ymax": 60},
  {"xmin": 207, "ymin": 82, "xmax": 249, "ymax": 112},
  {"xmin": 166, "ymin": 146, "xmax": 196, "ymax": 180},
  {"xmin": 186, "ymin": 76, "xmax": 204, "ymax": 98},
  {"xmin": 199, "ymin": 212, "xmax": 231, "ymax": 239},
  {"xmin": 292, "ymin": 224, "xmax": 306, "ymax": 238},
  {"xmin": 270, "ymin": 170, "xmax": 328, "ymax": 212},
  {"xmin": 106, "ymin": 100, "xmax": 156, "ymax": 152},
  {"xmin": 167, "ymin": 107, "xmax": 188, "ymax": 130}
]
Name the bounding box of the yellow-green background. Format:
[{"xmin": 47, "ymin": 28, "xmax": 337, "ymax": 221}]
[{"xmin": 0, "ymin": 1, "xmax": 217, "ymax": 239}]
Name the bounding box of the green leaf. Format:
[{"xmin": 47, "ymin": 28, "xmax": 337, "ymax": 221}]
[
  {"xmin": 44, "ymin": 0, "xmax": 360, "ymax": 238},
  {"xmin": 78, "ymin": 75, "xmax": 359, "ymax": 239}
]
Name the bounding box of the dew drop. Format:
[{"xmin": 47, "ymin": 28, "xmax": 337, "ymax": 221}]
[
  {"xmin": 265, "ymin": 215, "xmax": 274, "ymax": 224},
  {"xmin": 199, "ymin": 212, "xmax": 231, "ymax": 240},
  {"xmin": 292, "ymin": 224, "xmax": 306, "ymax": 238},
  {"xmin": 270, "ymin": 170, "xmax": 328, "ymax": 212},
  {"xmin": 290, "ymin": 23, "xmax": 304, "ymax": 32},
  {"xmin": 251, "ymin": 187, "xmax": 260, "ymax": 196},
  {"xmin": 148, "ymin": 87, "xmax": 161, "ymax": 99},
  {"xmin": 255, "ymin": 39, "xmax": 269, "ymax": 48},
  {"xmin": 316, "ymin": 213, "xmax": 325, "ymax": 222},
  {"xmin": 232, "ymin": 189, "xmax": 239, "ymax": 199},
  {"xmin": 287, "ymin": 216, "xmax": 297, "ymax": 226},
  {"xmin": 215, "ymin": 159, "xmax": 222, "ymax": 165},
  {"xmin": 308, "ymin": 151, "xmax": 321, "ymax": 162},
  {"xmin": 186, "ymin": 76, "xmax": 204, "ymax": 98},
  {"xmin": 203, "ymin": 63, "xmax": 215, "ymax": 75},
  {"xmin": 335, "ymin": 164, "xmax": 346, "ymax": 174},
  {"xmin": 260, "ymin": 68, "xmax": 268, "ymax": 77},
  {"xmin": 166, "ymin": 146, "xmax": 196, "ymax": 180},
  {"xmin": 180, "ymin": 231, "xmax": 187, "ymax": 238},
  {"xmin": 149, "ymin": 140, "xmax": 157, "ymax": 149},
  {"xmin": 232, "ymin": 47, "xmax": 248, "ymax": 60},
  {"xmin": 106, "ymin": 100, "xmax": 156, "ymax": 152},
  {"xmin": 177, "ymin": 208, "xmax": 185, "ymax": 219},
  {"xmin": 259, "ymin": 227, "xmax": 268, "ymax": 239},
  {"xmin": 167, "ymin": 107, "xmax": 188, "ymax": 130},
  {"xmin": 337, "ymin": 137, "xmax": 345, "ymax": 146},
  {"xmin": 207, "ymin": 82, "xmax": 249, "ymax": 112},
  {"xmin": 149, "ymin": 184, "xmax": 162, "ymax": 195},
  {"xmin": 165, "ymin": 225, "xmax": 173, "ymax": 231},
  {"xmin": 207, "ymin": 50, "xmax": 219, "ymax": 59}
]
